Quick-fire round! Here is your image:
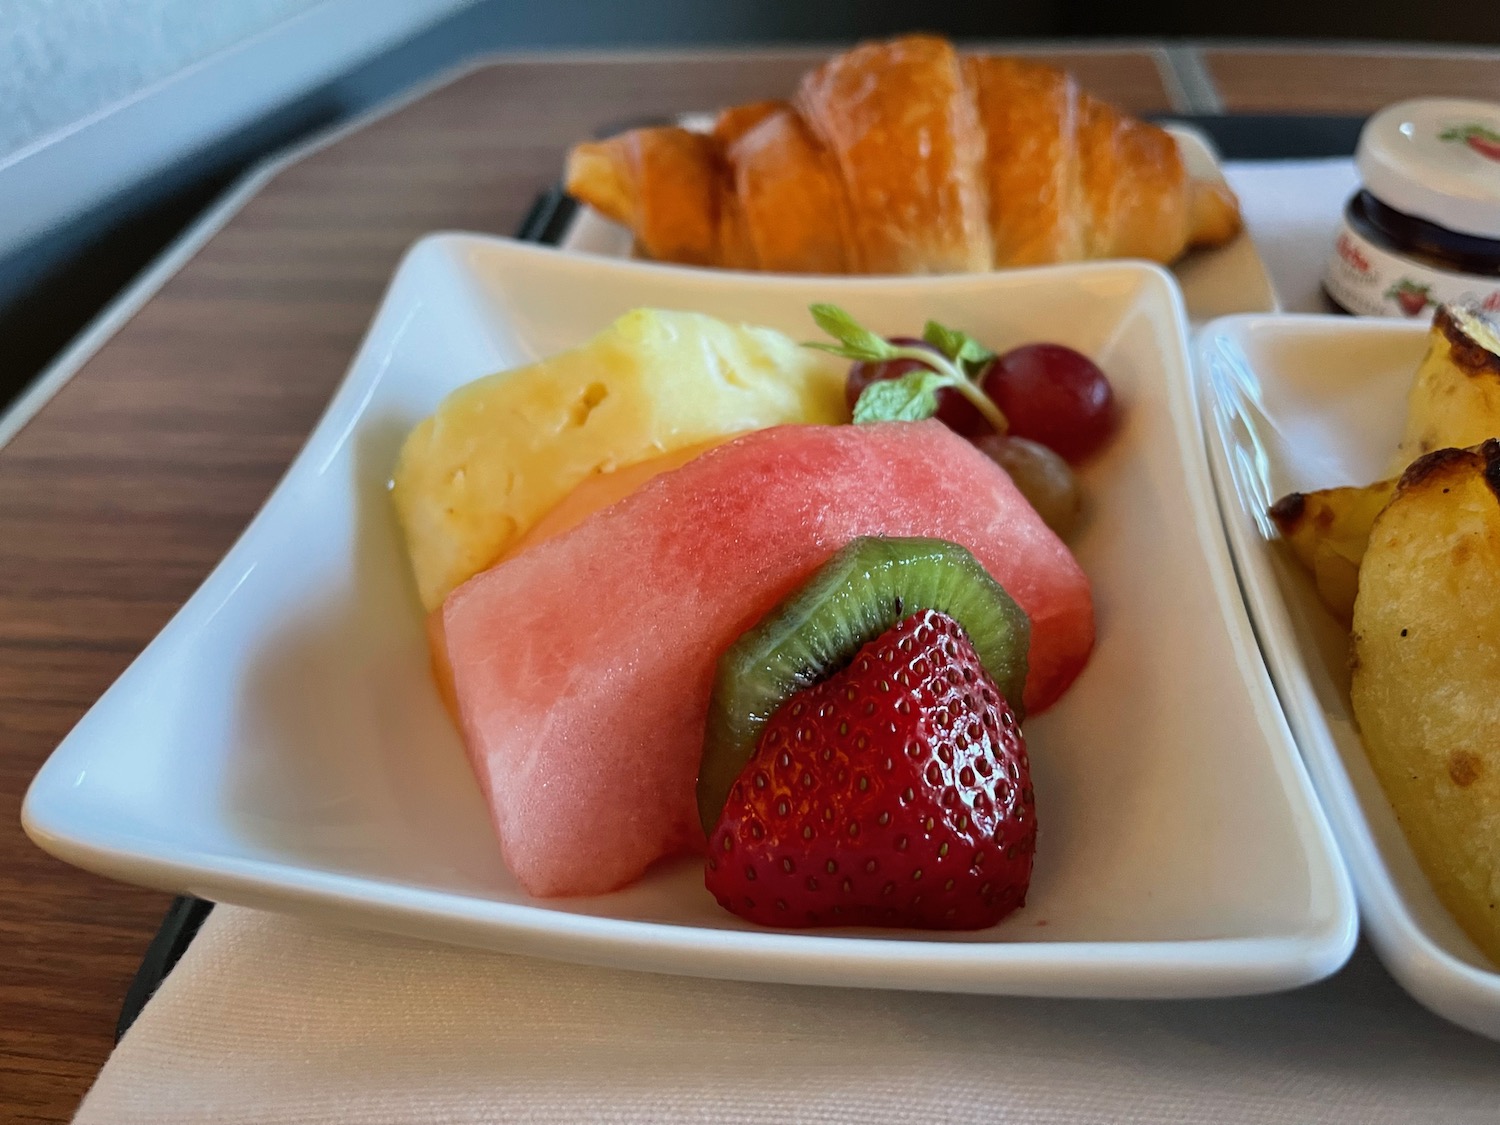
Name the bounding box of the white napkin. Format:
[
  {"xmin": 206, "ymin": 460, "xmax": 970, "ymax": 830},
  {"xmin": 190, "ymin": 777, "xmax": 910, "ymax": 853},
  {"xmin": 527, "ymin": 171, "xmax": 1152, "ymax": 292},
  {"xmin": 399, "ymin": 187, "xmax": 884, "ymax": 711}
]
[
  {"xmin": 1221, "ymin": 158, "xmax": 1361, "ymax": 313},
  {"xmin": 74, "ymin": 159, "xmax": 1500, "ymax": 1125}
]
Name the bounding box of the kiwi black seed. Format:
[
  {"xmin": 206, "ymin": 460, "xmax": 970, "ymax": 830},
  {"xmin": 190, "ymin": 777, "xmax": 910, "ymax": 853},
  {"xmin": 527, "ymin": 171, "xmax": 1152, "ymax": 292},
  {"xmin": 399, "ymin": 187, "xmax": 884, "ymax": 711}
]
[{"xmin": 696, "ymin": 536, "xmax": 1031, "ymax": 834}]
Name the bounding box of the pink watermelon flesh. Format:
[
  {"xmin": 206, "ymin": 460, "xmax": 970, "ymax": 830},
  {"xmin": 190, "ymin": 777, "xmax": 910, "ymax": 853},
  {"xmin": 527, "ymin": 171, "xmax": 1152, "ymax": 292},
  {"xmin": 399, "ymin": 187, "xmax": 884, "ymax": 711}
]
[{"xmin": 443, "ymin": 421, "xmax": 1094, "ymax": 898}]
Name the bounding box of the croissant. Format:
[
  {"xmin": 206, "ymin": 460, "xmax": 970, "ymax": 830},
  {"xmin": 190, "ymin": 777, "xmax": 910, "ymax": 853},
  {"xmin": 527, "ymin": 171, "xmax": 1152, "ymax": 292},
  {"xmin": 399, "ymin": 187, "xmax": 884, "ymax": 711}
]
[{"xmin": 565, "ymin": 35, "xmax": 1242, "ymax": 274}]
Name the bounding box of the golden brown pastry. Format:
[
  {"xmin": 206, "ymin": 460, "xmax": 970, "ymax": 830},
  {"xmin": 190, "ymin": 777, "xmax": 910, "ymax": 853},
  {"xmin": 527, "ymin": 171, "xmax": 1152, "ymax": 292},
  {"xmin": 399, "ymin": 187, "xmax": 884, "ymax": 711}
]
[{"xmin": 565, "ymin": 35, "xmax": 1242, "ymax": 273}]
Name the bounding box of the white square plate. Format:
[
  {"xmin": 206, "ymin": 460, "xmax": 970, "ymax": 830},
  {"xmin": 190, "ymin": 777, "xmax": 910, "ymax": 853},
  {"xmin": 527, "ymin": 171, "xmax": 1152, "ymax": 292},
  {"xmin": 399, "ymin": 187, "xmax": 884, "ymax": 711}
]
[
  {"xmin": 25, "ymin": 237, "xmax": 1352, "ymax": 998},
  {"xmin": 561, "ymin": 124, "xmax": 1279, "ymax": 325},
  {"xmin": 1197, "ymin": 314, "xmax": 1500, "ymax": 1037}
]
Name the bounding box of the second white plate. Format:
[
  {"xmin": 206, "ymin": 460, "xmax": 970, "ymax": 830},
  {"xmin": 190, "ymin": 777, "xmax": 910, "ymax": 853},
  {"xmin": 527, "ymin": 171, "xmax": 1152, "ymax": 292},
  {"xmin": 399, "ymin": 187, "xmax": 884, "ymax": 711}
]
[{"xmin": 1198, "ymin": 313, "xmax": 1500, "ymax": 1039}]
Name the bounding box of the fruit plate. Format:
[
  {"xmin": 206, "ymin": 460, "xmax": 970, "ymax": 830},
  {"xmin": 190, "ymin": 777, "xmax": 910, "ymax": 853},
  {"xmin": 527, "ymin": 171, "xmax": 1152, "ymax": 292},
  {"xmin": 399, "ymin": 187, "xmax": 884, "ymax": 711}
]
[
  {"xmin": 24, "ymin": 236, "xmax": 1354, "ymax": 998},
  {"xmin": 1197, "ymin": 314, "xmax": 1500, "ymax": 1038},
  {"xmin": 560, "ymin": 123, "xmax": 1280, "ymax": 326}
]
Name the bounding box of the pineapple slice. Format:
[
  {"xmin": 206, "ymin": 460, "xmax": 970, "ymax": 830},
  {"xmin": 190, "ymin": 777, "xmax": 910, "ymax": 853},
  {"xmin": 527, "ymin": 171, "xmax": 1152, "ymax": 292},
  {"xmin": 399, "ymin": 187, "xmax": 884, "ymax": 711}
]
[{"xmin": 391, "ymin": 309, "xmax": 846, "ymax": 610}]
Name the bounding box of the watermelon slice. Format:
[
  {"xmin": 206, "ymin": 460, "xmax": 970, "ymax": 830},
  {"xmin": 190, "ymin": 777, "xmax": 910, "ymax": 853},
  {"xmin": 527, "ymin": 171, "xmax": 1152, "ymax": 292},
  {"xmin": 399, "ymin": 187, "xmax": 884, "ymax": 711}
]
[{"xmin": 443, "ymin": 421, "xmax": 1094, "ymax": 897}]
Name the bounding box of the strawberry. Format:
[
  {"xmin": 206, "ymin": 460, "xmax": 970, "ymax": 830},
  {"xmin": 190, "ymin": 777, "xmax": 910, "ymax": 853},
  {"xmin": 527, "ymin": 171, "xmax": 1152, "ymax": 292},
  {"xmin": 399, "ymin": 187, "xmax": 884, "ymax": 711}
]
[{"xmin": 704, "ymin": 609, "xmax": 1035, "ymax": 930}]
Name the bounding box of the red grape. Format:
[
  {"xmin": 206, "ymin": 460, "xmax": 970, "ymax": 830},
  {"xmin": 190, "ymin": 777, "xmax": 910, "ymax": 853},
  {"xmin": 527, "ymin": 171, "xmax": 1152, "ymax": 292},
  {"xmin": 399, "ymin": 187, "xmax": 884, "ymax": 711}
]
[
  {"xmin": 981, "ymin": 344, "xmax": 1117, "ymax": 463},
  {"xmin": 845, "ymin": 337, "xmax": 990, "ymax": 437}
]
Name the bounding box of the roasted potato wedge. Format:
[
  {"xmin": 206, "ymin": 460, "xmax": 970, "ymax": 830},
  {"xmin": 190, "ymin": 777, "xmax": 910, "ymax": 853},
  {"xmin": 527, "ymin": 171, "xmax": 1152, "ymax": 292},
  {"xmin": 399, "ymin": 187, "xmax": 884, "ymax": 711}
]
[
  {"xmin": 1270, "ymin": 303, "xmax": 1500, "ymax": 623},
  {"xmin": 1351, "ymin": 440, "xmax": 1500, "ymax": 966},
  {"xmin": 1390, "ymin": 304, "xmax": 1500, "ymax": 476},
  {"xmin": 1269, "ymin": 478, "xmax": 1397, "ymax": 624}
]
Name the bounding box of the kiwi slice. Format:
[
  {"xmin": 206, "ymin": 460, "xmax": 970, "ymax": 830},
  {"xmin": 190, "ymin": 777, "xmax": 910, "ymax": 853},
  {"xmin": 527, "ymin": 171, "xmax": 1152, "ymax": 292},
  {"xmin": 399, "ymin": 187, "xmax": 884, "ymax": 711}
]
[{"xmin": 697, "ymin": 536, "xmax": 1030, "ymax": 833}]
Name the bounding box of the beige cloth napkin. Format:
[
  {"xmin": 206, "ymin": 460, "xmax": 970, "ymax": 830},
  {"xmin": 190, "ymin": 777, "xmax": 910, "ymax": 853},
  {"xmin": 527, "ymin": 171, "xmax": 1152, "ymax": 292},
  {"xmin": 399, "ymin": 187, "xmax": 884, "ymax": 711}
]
[
  {"xmin": 74, "ymin": 160, "xmax": 1500, "ymax": 1124},
  {"xmin": 75, "ymin": 908, "xmax": 1500, "ymax": 1124}
]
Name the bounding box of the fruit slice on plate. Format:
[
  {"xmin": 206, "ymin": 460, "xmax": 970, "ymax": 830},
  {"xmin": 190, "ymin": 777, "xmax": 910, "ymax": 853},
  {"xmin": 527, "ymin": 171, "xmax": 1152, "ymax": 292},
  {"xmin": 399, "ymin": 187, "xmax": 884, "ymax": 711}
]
[
  {"xmin": 698, "ymin": 535, "xmax": 1030, "ymax": 834},
  {"xmin": 442, "ymin": 420, "xmax": 1093, "ymax": 898},
  {"xmin": 424, "ymin": 438, "xmax": 729, "ymax": 721},
  {"xmin": 392, "ymin": 308, "xmax": 846, "ymax": 611},
  {"xmin": 707, "ymin": 608, "xmax": 1034, "ymax": 930}
]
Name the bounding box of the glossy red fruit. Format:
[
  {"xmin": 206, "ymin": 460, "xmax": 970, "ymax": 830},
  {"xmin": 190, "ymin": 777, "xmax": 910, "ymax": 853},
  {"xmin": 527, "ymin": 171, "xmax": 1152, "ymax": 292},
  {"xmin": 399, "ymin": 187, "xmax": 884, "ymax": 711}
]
[
  {"xmin": 982, "ymin": 343, "xmax": 1117, "ymax": 463},
  {"xmin": 845, "ymin": 337, "xmax": 990, "ymax": 437},
  {"xmin": 705, "ymin": 609, "xmax": 1035, "ymax": 930}
]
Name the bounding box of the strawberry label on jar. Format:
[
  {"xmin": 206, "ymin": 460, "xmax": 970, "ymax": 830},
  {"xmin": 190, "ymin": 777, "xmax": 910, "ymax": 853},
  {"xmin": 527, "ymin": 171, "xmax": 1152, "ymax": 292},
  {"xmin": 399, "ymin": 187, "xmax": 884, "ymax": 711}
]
[
  {"xmin": 1326, "ymin": 215, "xmax": 1500, "ymax": 317},
  {"xmin": 1440, "ymin": 124, "xmax": 1500, "ymax": 163},
  {"xmin": 1386, "ymin": 279, "xmax": 1434, "ymax": 317}
]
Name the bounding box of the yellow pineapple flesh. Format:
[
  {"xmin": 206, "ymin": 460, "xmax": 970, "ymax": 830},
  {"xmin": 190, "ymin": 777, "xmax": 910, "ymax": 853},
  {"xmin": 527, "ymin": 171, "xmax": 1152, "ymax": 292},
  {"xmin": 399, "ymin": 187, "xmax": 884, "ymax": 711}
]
[{"xmin": 391, "ymin": 308, "xmax": 847, "ymax": 610}]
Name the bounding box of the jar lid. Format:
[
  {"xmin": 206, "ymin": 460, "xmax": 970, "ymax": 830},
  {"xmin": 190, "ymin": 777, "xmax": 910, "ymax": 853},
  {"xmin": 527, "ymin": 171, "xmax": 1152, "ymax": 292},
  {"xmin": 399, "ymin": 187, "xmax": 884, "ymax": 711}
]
[{"xmin": 1357, "ymin": 98, "xmax": 1500, "ymax": 240}]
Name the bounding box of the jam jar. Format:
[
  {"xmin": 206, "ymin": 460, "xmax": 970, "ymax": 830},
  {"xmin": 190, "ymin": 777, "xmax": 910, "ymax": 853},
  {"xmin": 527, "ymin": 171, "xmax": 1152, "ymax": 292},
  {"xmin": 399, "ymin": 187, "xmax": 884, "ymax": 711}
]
[{"xmin": 1324, "ymin": 97, "xmax": 1500, "ymax": 318}]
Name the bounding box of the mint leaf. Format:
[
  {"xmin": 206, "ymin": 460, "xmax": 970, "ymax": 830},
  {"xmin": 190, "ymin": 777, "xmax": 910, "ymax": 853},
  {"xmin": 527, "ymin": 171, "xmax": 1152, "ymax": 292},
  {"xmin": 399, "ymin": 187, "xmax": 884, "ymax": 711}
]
[
  {"xmin": 921, "ymin": 321, "xmax": 966, "ymax": 360},
  {"xmin": 852, "ymin": 369, "xmax": 949, "ymax": 424},
  {"xmin": 921, "ymin": 319, "xmax": 995, "ymax": 374},
  {"xmin": 807, "ymin": 303, "xmax": 893, "ymax": 362}
]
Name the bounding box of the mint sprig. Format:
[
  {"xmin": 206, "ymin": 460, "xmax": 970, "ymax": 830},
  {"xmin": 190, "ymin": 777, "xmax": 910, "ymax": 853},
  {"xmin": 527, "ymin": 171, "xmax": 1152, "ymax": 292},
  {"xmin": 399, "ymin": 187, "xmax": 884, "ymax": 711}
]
[{"xmin": 805, "ymin": 303, "xmax": 1008, "ymax": 432}]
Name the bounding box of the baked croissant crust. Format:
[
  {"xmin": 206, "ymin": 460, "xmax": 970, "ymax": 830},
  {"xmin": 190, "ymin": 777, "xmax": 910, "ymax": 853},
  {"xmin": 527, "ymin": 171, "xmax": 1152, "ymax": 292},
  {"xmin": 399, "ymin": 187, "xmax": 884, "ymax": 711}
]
[{"xmin": 565, "ymin": 36, "xmax": 1241, "ymax": 273}]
